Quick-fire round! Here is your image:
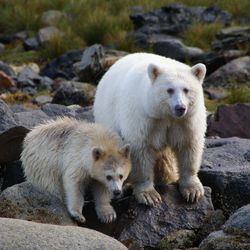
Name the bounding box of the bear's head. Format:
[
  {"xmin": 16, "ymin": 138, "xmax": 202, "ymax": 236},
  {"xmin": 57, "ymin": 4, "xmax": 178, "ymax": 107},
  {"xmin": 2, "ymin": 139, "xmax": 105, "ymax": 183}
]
[{"xmin": 145, "ymin": 62, "xmax": 206, "ymax": 119}]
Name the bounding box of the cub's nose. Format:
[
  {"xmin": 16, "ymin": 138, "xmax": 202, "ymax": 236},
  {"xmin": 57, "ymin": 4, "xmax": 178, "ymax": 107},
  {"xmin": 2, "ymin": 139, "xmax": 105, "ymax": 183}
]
[
  {"xmin": 113, "ymin": 190, "xmax": 121, "ymax": 197},
  {"xmin": 175, "ymin": 105, "xmax": 186, "ymax": 117}
]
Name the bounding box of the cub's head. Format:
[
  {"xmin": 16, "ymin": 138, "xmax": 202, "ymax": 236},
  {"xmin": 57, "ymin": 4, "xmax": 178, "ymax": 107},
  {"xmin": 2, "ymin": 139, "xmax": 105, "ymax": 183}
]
[
  {"xmin": 146, "ymin": 62, "xmax": 206, "ymax": 119},
  {"xmin": 91, "ymin": 144, "xmax": 131, "ymax": 199}
]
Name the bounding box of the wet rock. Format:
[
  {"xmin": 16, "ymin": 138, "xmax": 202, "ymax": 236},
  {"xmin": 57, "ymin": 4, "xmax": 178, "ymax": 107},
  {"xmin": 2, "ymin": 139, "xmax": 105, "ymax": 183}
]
[
  {"xmin": 40, "ymin": 49, "xmax": 84, "ymax": 79},
  {"xmin": 207, "ymin": 103, "xmax": 250, "ymax": 138},
  {"xmin": 38, "ymin": 26, "xmax": 64, "ymax": 44},
  {"xmin": 200, "ymin": 137, "xmax": 250, "ymax": 216},
  {"xmin": 205, "ymin": 56, "xmax": 250, "ymax": 87},
  {"xmin": 33, "ymin": 95, "xmax": 52, "ymax": 106},
  {"xmin": 199, "ymin": 205, "xmax": 250, "ymax": 250},
  {"xmin": 23, "ymin": 37, "xmax": 40, "ymax": 50},
  {"xmin": 74, "ymin": 44, "xmax": 105, "ymax": 84},
  {"xmin": 41, "ymin": 10, "xmax": 64, "ymax": 27},
  {"xmin": 0, "ymin": 71, "xmax": 15, "ymax": 89},
  {"xmin": 0, "ymin": 161, "xmax": 25, "ymax": 191},
  {"xmin": 0, "ymin": 217, "xmax": 127, "ymax": 250},
  {"xmin": 0, "ymin": 182, "xmax": 75, "ymax": 225},
  {"xmin": 52, "ymin": 81, "xmax": 95, "ymax": 106},
  {"xmin": 212, "ymin": 26, "xmax": 250, "ymax": 51}
]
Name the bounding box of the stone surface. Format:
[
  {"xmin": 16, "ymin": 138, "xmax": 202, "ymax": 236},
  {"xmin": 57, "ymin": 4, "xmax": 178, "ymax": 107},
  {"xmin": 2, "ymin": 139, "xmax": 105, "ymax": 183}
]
[
  {"xmin": 38, "ymin": 26, "xmax": 64, "ymax": 44},
  {"xmin": 0, "ymin": 182, "xmax": 75, "ymax": 225},
  {"xmin": 33, "ymin": 95, "xmax": 52, "ymax": 106},
  {"xmin": 14, "ymin": 31, "xmax": 29, "ymax": 41},
  {"xmin": 200, "ymin": 137, "xmax": 250, "ymax": 216},
  {"xmin": 199, "ymin": 205, "xmax": 250, "ymax": 250},
  {"xmin": 0, "ymin": 217, "xmax": 127, "ymax": 250},
  {"xmin": 0, "ymin": 71, "xmax": 15, "ymax": 89},
  {"xmin": 0, "ymin": 61, "xmax": 16, "ymax": 78},
  {"xmin": 74, "ymin": 44, "xmax": 105, "ymax": 84},
  {"xmin": 205, "ymin": 56, "xmax": 250, "ymax": 87},
  {"xmin": 23, "ymin": 37, "xmax": 40, "ymax": 50},
  {"xmin": 41, "ymin": 103, "xmax": 76, "ymax": 118},
  {"xmin": 207, "ymin": 103, "xmax": 250, "ymax": 138},
  {"xmin": 41, "ymin": 10, "xmax": 64, "ymax": 26}
]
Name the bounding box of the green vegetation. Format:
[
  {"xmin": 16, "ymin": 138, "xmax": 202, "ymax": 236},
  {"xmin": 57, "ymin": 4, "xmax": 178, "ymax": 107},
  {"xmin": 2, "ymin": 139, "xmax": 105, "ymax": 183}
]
[{"xmin": 0, "ymin": 0, "xmax": 250, "ymax": 64}]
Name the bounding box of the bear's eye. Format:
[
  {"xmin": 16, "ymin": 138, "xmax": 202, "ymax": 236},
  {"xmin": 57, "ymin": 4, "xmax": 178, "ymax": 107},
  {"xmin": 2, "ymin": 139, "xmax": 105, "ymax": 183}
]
[
  {"xmin": 106, "ymin": 175, "xmax": 112, "ymax": 181},
  {"xmin": 183, "ymin": 88, "xmax": 189, "ymax": 94},
  {"xmin": 119, "ymin": 174, "xmax": 123, "ymax": 180},
  {"xmin": 167, "ymin": 88, "xmax": 174, "ymax": 94}
]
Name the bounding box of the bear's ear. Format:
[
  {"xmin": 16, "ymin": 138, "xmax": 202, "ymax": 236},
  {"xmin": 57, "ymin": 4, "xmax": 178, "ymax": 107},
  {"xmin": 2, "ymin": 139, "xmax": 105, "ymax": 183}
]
[
  {"xmin": 148, "ymin": 64, "xmax": 162, "ymax": 81},
  {"xmin": 92, "ymin": 147, "xmax": 105, "ymax": 161},
  {"xmin": 191, "ymin": 63, "xmax": 206, "ymax": 83},
  {"xmin": 119, "ymin": 144, "xmax": 130, "ymax": 158}
]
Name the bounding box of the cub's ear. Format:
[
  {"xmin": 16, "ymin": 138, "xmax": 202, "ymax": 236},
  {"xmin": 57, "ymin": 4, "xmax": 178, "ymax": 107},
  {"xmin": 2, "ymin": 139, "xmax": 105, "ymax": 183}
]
[
  {"xmin": 191, "ymin": 63, "xmax": 206, "ymax": 83},
  {"xmin": 92, "ymin": 147, "xmax": 105, "ymax": 161},
  {"xmin": 148, "ymin": 63, "xmax": 162, "ymax": 81},
  {"xmin": 119, "ymin": 144, "xmax": 130, "ymax": 158}
]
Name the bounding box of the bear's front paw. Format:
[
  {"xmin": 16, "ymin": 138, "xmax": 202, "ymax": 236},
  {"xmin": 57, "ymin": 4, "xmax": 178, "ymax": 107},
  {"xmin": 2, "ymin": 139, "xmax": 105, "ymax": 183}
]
[
  {"xmin": 134, "ymin": 188, "xmax": 162, "ymax": 206},
  {"xmin": 96, "ymin": 205, "xmax": 117, "ymax": 223},
  {"xmin": 69, "ymin": 210, "xmax": 86, "ymax": 224},
  {"xmin": 179, "ymin": 176, "xmax": 204, "ymax": 203}
]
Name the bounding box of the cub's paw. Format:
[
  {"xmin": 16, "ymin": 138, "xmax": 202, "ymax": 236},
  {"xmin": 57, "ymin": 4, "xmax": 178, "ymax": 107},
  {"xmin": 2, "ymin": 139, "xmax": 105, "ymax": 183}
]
[
  {"xmin": 179, "ymin": 176, "xmax": 204, "ymax": 203},
  {"xmin": 96, "ymin": 205, "xmax": 117, "ymax": 223},
  {"xmin": 69, "ymin": 210, "xmax": 86, "ymax": 223},
  {"xmin": 134, "ymin": 188, "xmax": 162, "ymax": 206}
]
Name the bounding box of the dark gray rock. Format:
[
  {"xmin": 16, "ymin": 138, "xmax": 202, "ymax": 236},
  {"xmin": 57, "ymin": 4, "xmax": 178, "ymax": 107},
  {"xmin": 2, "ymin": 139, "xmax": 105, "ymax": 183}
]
[
  {"xmin": 204, "ymin": 88, "xmax": 227, "ymax": 100},
  {"xmin": 0, "ymin": 217, "xmax": 127, "ymax": 250},
  {"xmin": 9, "ymin": 104, "xmax": 28, "ymax": 113},
  {"xmin": 75, "ymin": 106, "xmax": 94, "ymax": 122},
  {"xmin": 14, "ymin": 31, "xmax": 29, "ymax": 41},
  {"xmin": 207, "ymin": 103, "xmax": 250, "ymax": 138},
  {"xmin": 199, "ymin": 205, "xmax": 250, "ymax": 250},
  {"xmin": 205, "ymin": 56, "xmax": 250, "ymax": 87},
  {"xmin": 41, "ymin": 103, "xmax": 76, "ymax": 118},
  {"xmin": 0, "ymin": 182, "xmax": 75, "ymax": 225},
  {"xmin": 0, "ymin": 61, "xmax": 16, "ymax": 78},
  {"xmin": 23, "ymin": 37, "xmax": 40, "ymax": 50},
  {"xmin": 74, "ymin": 44, "xmax": 105, "ymax": 84},
  {"xmin": 199, "ymin": 137, "xmax": 250, "ymax": 216}
]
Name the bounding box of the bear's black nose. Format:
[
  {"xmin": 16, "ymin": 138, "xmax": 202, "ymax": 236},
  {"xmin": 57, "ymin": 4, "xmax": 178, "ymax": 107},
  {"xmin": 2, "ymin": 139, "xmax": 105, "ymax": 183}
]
[
  {"xmin": 113, "ymin": 190, "xmax": 121, "ymax": 197},
  {"xmin": 175, "ymin": 105, "xmax": 186, "ymax": 117}
]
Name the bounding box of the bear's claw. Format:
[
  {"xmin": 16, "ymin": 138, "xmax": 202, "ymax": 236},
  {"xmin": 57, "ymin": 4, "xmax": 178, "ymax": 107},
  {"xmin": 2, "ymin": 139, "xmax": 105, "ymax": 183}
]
[
  {"xmin": 135, "ymin": 188, "xmax": 162, "ymax": 206},
  {"xmin": 96, "ymin": 206, "xmax": 117, "ymax": 223}
]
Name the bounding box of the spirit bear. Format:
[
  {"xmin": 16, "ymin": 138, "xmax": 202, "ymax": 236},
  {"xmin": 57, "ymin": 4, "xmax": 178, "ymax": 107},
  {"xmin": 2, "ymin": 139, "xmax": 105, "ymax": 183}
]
[
  {"xmin": 94, "ymin": 53, "xmax": 207, "ymax": 205},
  {"xmin": 21, "ymin": 117, "xmax": 131, "ymax": 223}
]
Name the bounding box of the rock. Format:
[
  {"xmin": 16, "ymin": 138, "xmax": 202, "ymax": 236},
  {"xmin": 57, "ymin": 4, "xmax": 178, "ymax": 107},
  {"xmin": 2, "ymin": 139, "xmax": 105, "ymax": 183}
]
[
  {"xmin": 0, "ymin": 71, "xmax": 15, "ymax": 89},
  {"xmin": 0, "ymin": 217, "xmax": 127, "ymax": 250},
  {"xmin": 199, "ymin": 137, "xmax": 250, "ymax": 216},
  {"xmin": 212, "ymin": 26, "xmax": 250, "ymax": 51},
  {"xmin": 33, "ymin": 95, "xmax": 52, "ymax": 106},
  {"xmin": 204, "ymin": 88, "xmax": 227, "ymax": 100},
  {"xmin": 23, "ymin": 37, "xmax": 40, "ymax": 50},
  {"xmin": 0, "ymin": 182, "xmax": 75, "ymax": 225},
  {"xmin": 130, "ymin": 3, "xmax": 231, "ymax": 49},
  {"xmin": 0, "ymin": 61, "xmax": 16, "ymax": 78},
  {"xmin": 14, "ymin": 31, "xmax": 29, "ymax": 41},
  {"xmin": 40, "ymin": 49, "xmax": 84, "ymax": 79},
  {"xmin": 205, "ymin": 56, "xmax": 250, "ymax": 87},
  {"xmin": 41, "ymin": 103, "xmax": 76, "ymax": 118},
  {"xmin": 199, "ymin": 205, "xmax": 250, "ymax": 250},
  {"xmin": 150, "ymin": 35, "xmax": 204, "ymax": 61},
  {"xmin": 0, "ymin": 43, "xmax": 5, "ymax": 53},
  {"xmin": 15, "ymin": 110, "xmax": 50, "ymax": 129},
  {"xmin": 0, "ymin": 161, "xmax": 25, "ymax": 191},
  {"xmin": 41, "ymin": 10, "xmax": 64, "ymax": 26},
  {"xmin": 206, "ymin": 103, "xmax": 250, "ymax": 138},
  {"xmin": 9, "ymin": 104, "xmax": 28, "ymax": 113},
  {"xmin": 118, "ymin": 185, "xmax": 213, "ymax": 248},
  {"xmin": 74, "ymin": 44, "xmax": 105, "ymax": 84},
  {"xmin": 0, "ymin": 34, "xmax": 14, "ymax": 44},
  {"xmin": 75, "ymin": 106, "xmax": 94, "ymax": 122},
  {"xmin": 158, "ymin": 229, "xmax": 197, "ymax": 250},
  {"xmin": 52, "ymin": 81, "xmax": 95, "ymax": 106},
  {"xmin": 38, "ymin": 26, "xmax": 64, "ymax": 44}
]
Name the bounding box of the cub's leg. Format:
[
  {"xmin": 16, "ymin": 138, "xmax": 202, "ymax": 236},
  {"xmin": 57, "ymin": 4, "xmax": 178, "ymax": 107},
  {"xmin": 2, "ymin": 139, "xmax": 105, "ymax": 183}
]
[
  {"xmin": 175, "ymin": 140, "xmax": 204, "ymax": 203},
  {"xmin": 92, "ymin": 180, "xmax": 116, "ymax": 223},
  {"xmin": 63, "ymin": 172, "xmax": 86, "ymax": 223},
  {"xmin": 130, "ymin": 148, "xmax": 162, "ymax": 206}
]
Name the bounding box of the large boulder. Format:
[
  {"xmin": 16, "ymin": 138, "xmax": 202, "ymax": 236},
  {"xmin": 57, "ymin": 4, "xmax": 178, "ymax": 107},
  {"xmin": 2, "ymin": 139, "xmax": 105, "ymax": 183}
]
[
  {"xmin": 207, "ymin": 103, "xmax": 250, "ymax": 139},
  {"xmin": 200, "ymin": 137, "xmax": 250, "ymax": 215},
  {"xmin": 0, "ymin": 217, "xmax": 127, "ymax": 250},
  {"xmin": 199, "ymin": 204, "xmax": 250, "ymax": 250}
]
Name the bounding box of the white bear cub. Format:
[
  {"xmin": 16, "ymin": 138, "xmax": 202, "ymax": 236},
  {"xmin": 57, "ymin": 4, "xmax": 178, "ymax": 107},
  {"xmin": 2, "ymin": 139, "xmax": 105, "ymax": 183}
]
[
  {"xmin": 21, "ymin": 117, "xmax": 131, "ymax": 223},
  {"xmin": 94, "ymin": 53, "xmax": 207, "ymax": 205}
]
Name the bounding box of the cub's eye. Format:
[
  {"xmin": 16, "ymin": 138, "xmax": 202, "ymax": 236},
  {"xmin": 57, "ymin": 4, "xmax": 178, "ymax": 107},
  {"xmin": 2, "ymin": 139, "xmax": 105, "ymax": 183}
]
[
  {"xmin": 106, "ymin": 175, "xmax": 112, "ymax": 181},
  {"xmin": 167, "ymin": 88, "xmax": 174, "ymax": 94},
  {"xmin": 183, "ymin": 88, "xmax": 189, "ymax": 94},
  {"xmin": 119, "ymin": 174, "xmax": 123, "ymax": 180}
]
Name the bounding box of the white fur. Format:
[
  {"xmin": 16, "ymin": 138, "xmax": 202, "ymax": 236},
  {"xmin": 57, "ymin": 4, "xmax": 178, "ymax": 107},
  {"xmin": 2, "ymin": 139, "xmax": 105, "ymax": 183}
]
[
  {"xmin": 21, "ymin": 117, "xmax": 131, "ymax": 223},
  {"xmin": 94, "ymin": 53, "xmax": 207, "ymax": 204}
]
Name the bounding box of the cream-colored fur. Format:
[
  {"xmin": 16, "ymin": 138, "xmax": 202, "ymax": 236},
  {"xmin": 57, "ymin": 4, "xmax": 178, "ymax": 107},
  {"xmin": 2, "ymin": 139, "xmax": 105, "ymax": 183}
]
[
  {"xmin": 94, "ymin": 53, "xmax": 207, "ymax": 205},
  {"xmin": 21, "ymin": 117, "xmax": 131, "ymax": 223}
]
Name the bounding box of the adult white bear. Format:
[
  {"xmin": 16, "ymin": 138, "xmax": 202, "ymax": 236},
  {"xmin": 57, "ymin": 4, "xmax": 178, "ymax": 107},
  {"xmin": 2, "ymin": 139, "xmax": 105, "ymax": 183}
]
[{"xmin": 94, "ymin": 53, "xmax": 207, "ymax": 205}]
